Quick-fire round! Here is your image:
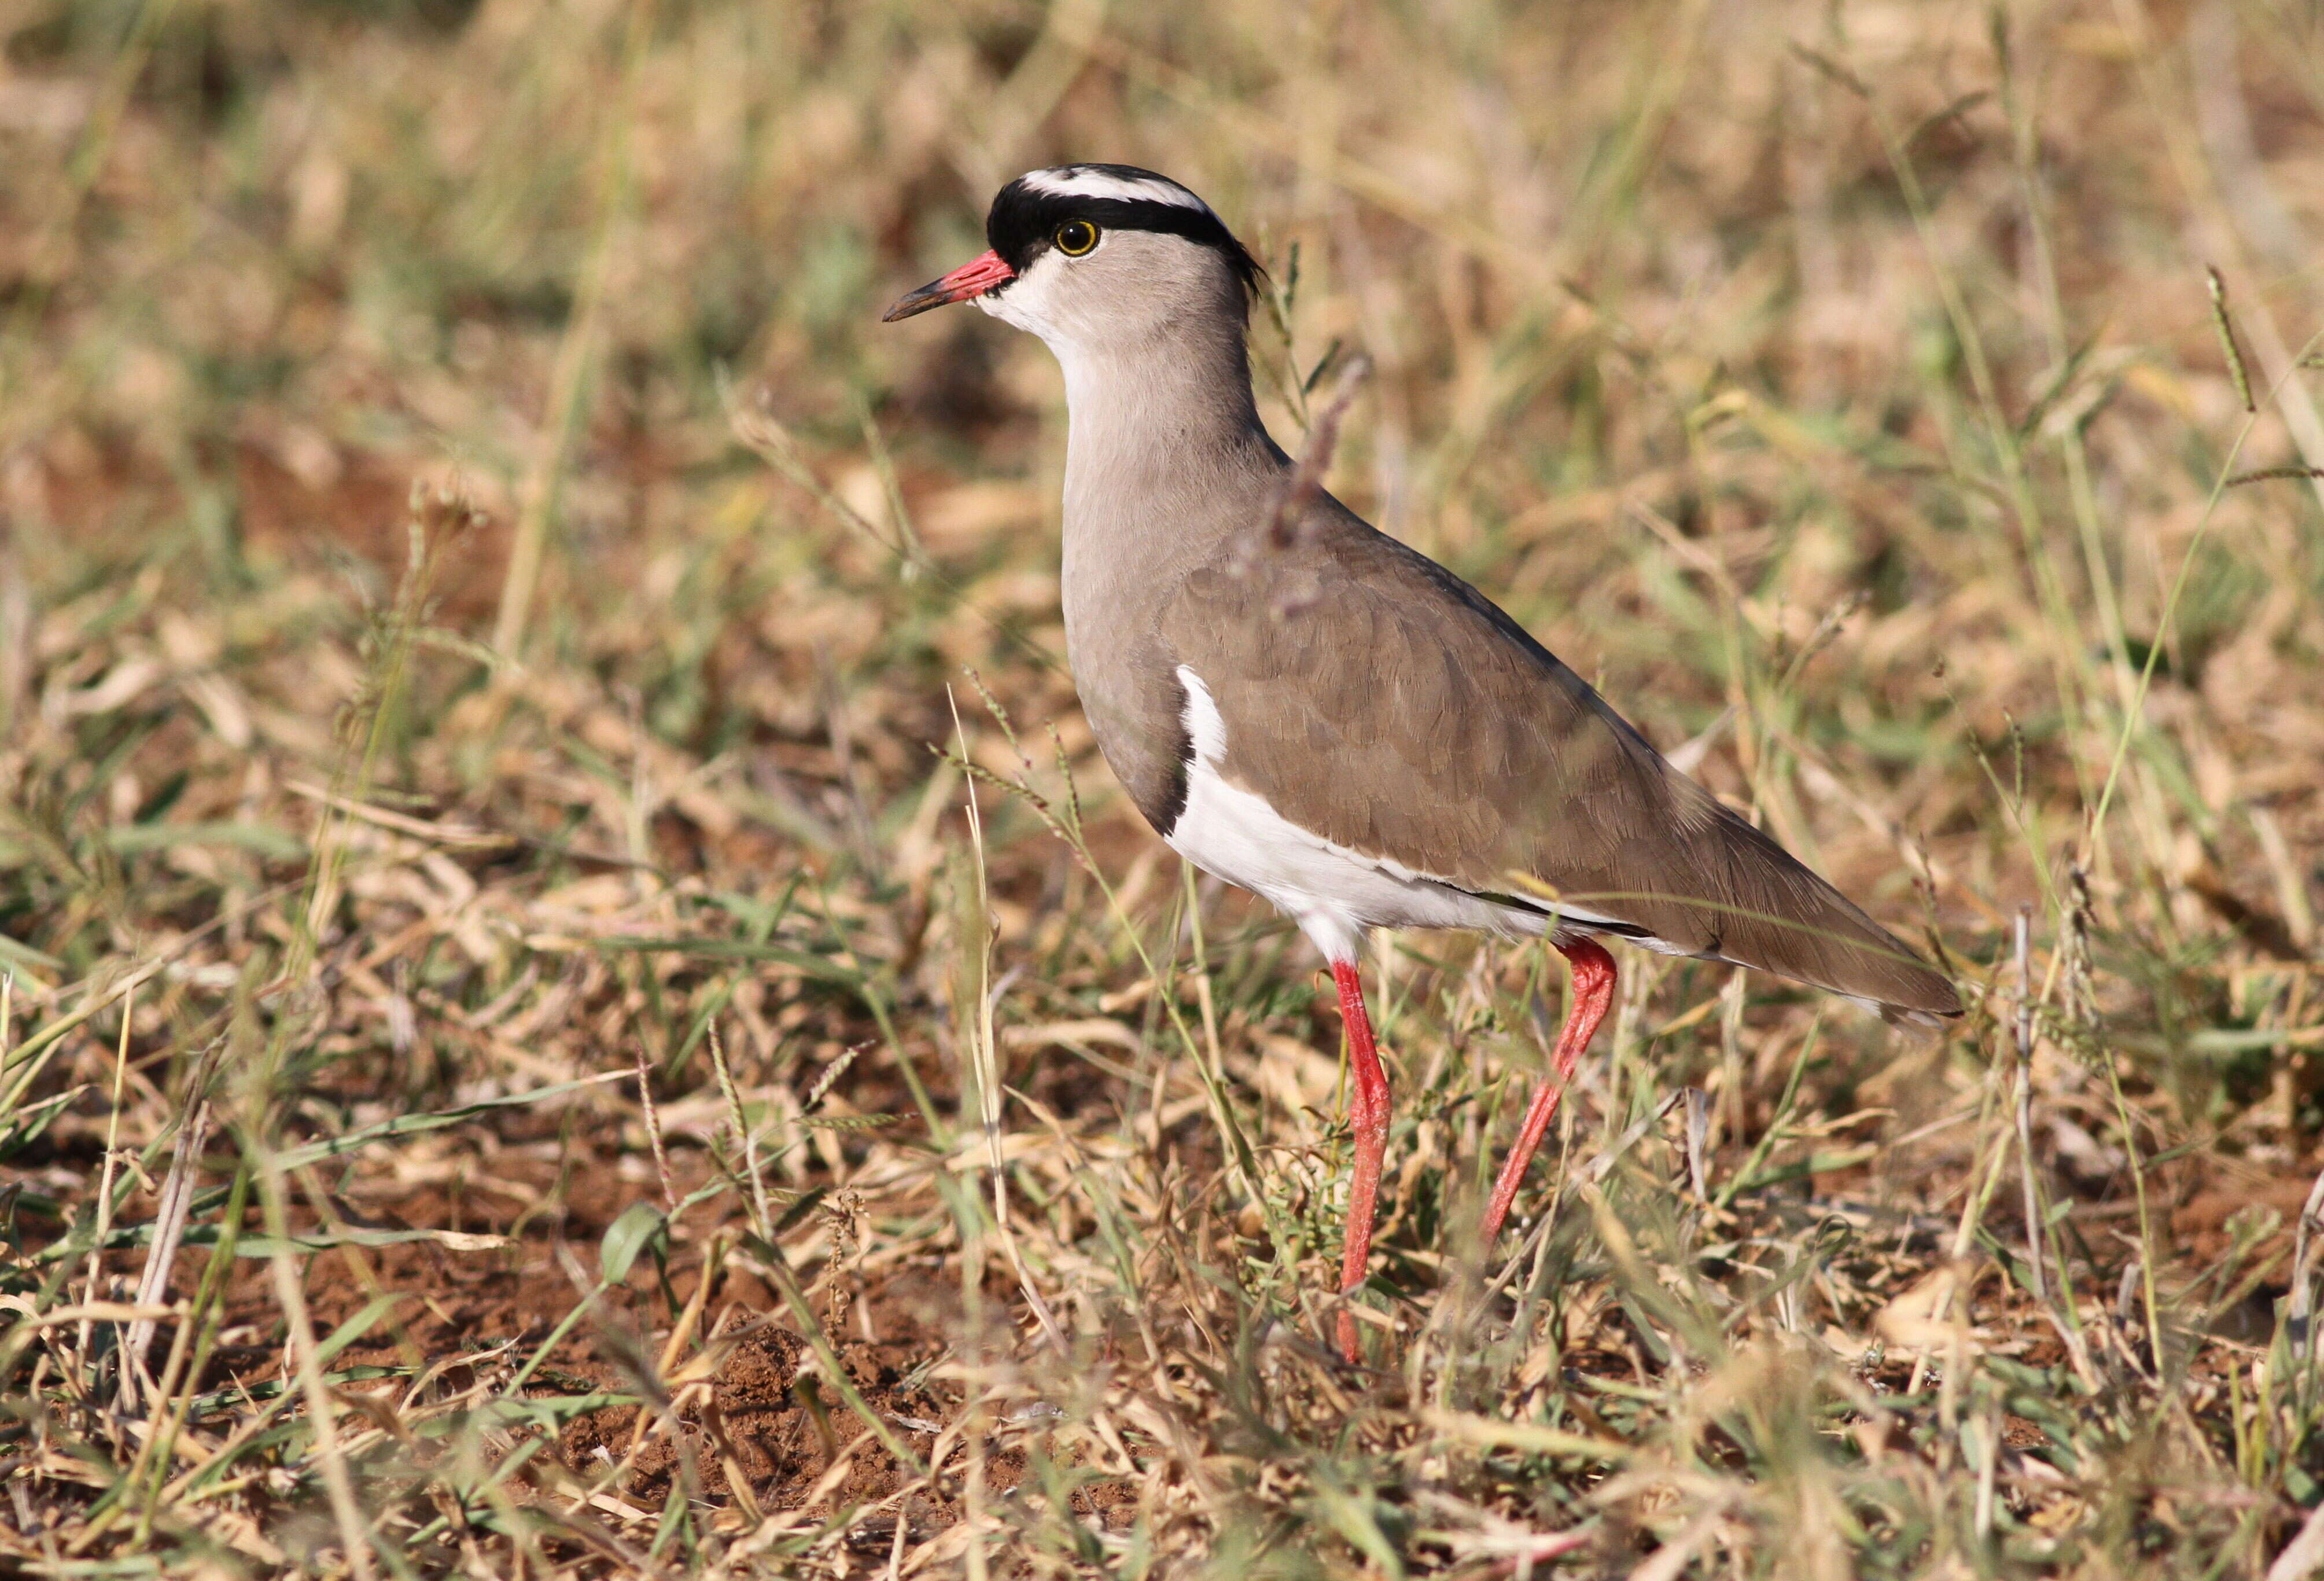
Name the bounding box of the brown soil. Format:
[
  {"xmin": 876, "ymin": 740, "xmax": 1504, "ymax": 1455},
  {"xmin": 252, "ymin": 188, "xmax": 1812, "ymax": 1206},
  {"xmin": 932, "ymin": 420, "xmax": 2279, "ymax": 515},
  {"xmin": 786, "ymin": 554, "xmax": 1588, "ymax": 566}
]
[{"xmin": 132, "ymin": 1108, "xmax": 1141, "ymax": 1539}]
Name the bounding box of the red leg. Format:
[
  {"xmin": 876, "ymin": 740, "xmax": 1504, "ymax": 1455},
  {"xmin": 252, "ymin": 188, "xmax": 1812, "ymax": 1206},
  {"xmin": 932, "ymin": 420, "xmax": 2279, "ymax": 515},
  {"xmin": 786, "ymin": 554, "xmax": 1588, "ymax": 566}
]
[
  {"xmin": 1331, "ymin": 958, "xmax": 1391, "ymax": 1363},
  {"xmin": 1478, "ymin": 939, "xmax": 1617, "ymax": 1248}
]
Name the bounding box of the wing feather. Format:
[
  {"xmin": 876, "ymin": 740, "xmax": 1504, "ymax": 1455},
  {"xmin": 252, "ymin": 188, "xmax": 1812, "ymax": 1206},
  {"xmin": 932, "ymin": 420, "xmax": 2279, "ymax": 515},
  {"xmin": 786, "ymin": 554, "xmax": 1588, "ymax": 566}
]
[{"xmin": 1158, "ymin": 497, "xmax": 1959, "ymax": 1020}]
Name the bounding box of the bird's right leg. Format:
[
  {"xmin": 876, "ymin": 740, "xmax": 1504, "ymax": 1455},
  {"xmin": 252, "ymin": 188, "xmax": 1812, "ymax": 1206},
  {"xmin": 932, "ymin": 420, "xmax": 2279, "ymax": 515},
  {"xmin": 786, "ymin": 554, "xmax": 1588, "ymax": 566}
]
[
  {"xmin": 1331, "ymin": 958, "xmax": 1391, "ymax": 1365},
  {"xmin": 1477, "ymin": 938, "xmax": 1616, "ymax": 1248}
]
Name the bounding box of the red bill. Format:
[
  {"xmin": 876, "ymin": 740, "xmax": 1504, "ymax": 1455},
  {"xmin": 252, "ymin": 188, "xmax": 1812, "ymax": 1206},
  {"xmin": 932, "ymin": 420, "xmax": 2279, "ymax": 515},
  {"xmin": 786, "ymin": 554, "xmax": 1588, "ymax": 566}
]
[{"xmin": 881, "ymin": 250, "xmax": 1016, "ymax": 321}]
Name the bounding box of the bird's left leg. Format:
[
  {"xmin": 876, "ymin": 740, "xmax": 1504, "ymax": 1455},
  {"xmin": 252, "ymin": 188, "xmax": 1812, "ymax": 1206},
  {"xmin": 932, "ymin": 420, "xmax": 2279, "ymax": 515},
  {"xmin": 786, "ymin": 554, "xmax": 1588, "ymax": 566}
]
[
  {"xmin": 1477, "ymin": 937, "xmax": 1616, "ymax": 1248},
  {"xmin": 1331, "ymin": 958, "xmax": 1391, "ymax": 1365}
]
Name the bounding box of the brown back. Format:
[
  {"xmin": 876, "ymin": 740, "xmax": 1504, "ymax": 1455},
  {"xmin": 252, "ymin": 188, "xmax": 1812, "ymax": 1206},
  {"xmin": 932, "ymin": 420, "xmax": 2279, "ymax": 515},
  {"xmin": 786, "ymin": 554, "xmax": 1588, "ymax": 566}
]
[{"xmin": 1158, "ymin": 493, "xmax": 1961, "ymax": 1021}]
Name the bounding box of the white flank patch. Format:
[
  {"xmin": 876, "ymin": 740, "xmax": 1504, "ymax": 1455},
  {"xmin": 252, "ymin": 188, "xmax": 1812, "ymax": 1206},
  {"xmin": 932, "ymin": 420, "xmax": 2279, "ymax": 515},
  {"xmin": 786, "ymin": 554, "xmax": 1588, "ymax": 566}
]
[
  {"xmin": 1021, "ymin": 166, "xmax": 1211, "ymax": 212},
  {"xmin": 1165, "ymin": 666, "xmax": 1636, "ymax": 965}
]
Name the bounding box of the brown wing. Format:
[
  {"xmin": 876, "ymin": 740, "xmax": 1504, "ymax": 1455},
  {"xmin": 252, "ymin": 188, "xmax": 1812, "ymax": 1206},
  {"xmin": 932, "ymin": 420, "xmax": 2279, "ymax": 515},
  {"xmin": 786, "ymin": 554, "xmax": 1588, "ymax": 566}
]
[{"xmin": 1158, "ymin": 498, "xmax": 1960, "ymax": 1020}]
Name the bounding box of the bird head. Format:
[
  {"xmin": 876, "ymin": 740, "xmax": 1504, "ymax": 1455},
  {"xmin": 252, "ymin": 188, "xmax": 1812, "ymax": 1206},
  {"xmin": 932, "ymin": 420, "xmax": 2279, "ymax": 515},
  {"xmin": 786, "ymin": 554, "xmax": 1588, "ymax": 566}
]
[{"xmin": 882, "ymin": 164, "xmax": 1261, "ymax": 350}]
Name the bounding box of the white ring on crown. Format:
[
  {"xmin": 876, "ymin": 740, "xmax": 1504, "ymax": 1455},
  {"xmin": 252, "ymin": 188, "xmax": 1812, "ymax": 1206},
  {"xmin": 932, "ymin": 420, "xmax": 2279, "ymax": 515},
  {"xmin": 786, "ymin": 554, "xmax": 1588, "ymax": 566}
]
[{"xmin": 1019, "ymin": 167, "xmax": 1211, "ymax": 212}]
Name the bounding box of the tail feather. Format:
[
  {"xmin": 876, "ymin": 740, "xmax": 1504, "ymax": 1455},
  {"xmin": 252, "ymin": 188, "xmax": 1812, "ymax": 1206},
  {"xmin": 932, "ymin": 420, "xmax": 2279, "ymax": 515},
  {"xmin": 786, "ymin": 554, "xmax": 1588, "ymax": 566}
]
[
  {"xmin": 1681, "ymin": 800, "xmax": 1959, "ymax": 1020},
  {"xmin": 1555, "ymin": 774, "xmax": 1962, "ymax": 1022}
]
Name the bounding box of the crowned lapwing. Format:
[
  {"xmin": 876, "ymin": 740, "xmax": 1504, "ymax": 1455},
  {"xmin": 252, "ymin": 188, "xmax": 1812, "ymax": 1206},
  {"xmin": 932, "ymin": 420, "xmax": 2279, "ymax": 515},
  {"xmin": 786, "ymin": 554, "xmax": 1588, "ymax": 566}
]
[{"xmin": 886, "ymin": 165, "xmax": 1960, "ymax": 1363}]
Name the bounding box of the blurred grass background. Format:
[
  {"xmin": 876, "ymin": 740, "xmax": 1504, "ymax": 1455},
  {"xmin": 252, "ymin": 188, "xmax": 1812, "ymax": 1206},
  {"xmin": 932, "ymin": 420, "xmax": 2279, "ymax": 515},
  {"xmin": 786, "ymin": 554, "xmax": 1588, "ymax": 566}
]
[{"xmin": 3, "ymin": 0, "xmax": 2324, "ymax": 1574}]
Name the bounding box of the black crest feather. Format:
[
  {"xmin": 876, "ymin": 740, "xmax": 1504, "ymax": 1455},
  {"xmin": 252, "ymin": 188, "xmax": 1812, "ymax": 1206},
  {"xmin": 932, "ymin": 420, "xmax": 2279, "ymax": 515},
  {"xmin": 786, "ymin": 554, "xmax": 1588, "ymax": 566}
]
[{"xmin": 985, "ymin": 165, "xmax": 1263, "ymax": 301}]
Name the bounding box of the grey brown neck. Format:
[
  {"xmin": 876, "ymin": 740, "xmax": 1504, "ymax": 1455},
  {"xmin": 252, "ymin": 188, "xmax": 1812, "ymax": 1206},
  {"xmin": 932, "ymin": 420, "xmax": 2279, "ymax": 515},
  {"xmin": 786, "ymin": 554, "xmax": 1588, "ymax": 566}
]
[
  {"xmin": 1048, "ymin": 308, "xmax": 1285, "ymax": 833},
  {"xmin": 1055, "ymin": 315, "xmax": 1282, "ymax": 644},
  {"xmin": 1057, "ymin": 323, "xmax": 1273, "ymax": 547}
]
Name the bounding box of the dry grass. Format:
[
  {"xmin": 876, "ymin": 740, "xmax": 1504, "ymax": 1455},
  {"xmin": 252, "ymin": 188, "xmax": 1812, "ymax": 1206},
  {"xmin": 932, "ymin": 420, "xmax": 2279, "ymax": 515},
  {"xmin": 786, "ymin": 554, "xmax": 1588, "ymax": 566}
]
[{"xmin": 5, "ymin": 0, "xmax": 2324, "ymax": 1574}]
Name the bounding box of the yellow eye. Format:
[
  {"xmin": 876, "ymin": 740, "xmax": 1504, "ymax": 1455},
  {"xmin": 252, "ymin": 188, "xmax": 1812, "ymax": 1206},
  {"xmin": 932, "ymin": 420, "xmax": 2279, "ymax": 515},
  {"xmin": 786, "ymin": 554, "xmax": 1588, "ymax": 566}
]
[{"xmin": 1054, "ymin": 219, "xmax": 1100, "ymax": 256}]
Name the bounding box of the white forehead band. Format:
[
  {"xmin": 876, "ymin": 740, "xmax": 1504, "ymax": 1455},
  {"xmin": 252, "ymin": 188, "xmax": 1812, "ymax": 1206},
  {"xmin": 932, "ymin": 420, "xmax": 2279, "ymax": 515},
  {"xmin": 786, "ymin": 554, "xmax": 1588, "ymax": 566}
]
[{"xmin": 1019, "ymin": 167, "xmax": 1211, "ymax": 213}]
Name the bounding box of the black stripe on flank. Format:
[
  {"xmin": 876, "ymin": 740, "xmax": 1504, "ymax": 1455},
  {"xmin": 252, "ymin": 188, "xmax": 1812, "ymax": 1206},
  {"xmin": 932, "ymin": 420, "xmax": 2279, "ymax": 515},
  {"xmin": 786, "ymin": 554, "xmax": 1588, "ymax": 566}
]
[
  {"xmin": 1465, "ymin": 886, "xmax": 1657, "ymax": 941},
  {"xmin": 985, "ymin": 166, "xmax": 1263, "ymax": 300},
  {"xmin": 1152, "ymin": 701, "xmax": 1192, "ymax": 838},
  {"xmin": 1152, "ymin": 759, "xmax": 1191, "ymax": 839}
]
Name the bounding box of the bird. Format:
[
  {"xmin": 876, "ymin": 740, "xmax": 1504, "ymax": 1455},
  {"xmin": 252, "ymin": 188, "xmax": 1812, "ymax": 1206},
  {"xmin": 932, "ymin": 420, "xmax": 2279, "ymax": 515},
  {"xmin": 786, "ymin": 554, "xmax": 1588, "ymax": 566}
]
[{"xmin": 884, "ymin": 164, "xmax": 1960, "ymax": 1363}]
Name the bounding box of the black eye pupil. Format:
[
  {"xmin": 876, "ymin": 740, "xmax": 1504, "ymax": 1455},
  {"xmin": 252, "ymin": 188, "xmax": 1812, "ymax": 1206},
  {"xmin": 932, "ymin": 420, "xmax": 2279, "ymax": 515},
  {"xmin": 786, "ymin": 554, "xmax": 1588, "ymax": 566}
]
[{"xmin": 1058, "ymin": 220, "xmax": 1096, "ymax": 254}]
